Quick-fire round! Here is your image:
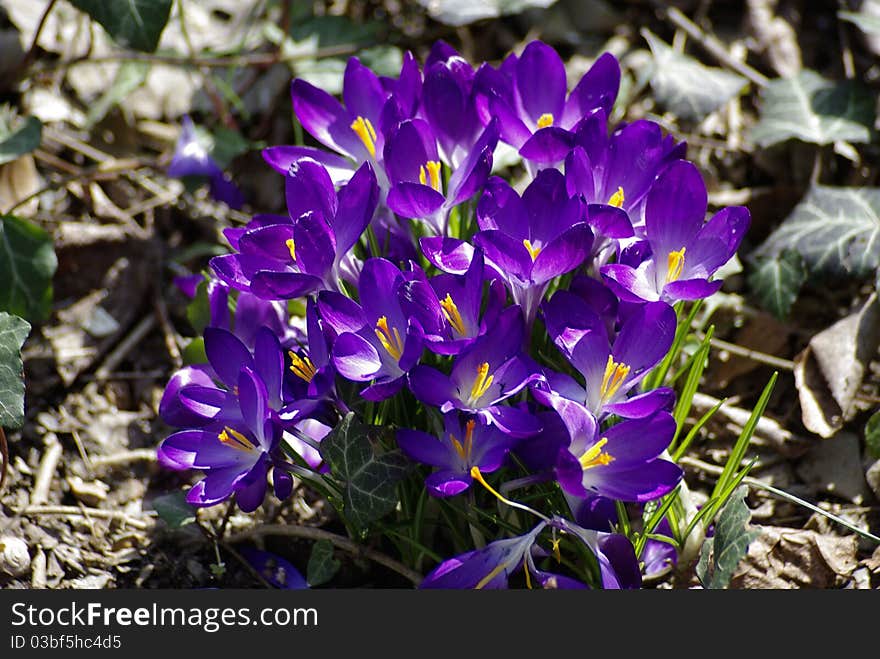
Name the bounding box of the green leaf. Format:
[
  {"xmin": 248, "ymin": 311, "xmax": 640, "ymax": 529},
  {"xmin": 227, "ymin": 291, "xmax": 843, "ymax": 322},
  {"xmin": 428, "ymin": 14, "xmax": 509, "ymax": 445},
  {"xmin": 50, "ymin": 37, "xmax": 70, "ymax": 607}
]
[
  {"xmin": 0, "ymin": 215, "xmax": 57, "ymax": 323},
  {"xmin": 753, "ymin": 186, "xmax": 880, "ymax": 280},
  {"xmin": 86, "ymin": 61, "xmax": 150, "ymax": 128},
  {"xmin": 642, "ymin": 29, "xmax": 748, "ymax": 122},
  {"xmin": 69, "ymin": 0, "xmax": 173, "ymax": 52},
  {"xmin": 747, "ymin": 249, "xmax": 807, "ymax": 318},
  {"xmin": 696, "ymin": 485, "xmax": 758, "ymax": 589},
  {"xmin": 750, "ymin": 70, "xmax": 875, "ymax": 147},
  {"xmin": 866, "ymin": 409, "xmax": 880, "ymax": 460},
  {"xmin": 415, "ymin": 0, "xmax": 557, "ymax": 26},
  {"xmin": 0, "ymin": 312, "xmax": 30, "ymax": 429},
  {"xmin": 306, "ymin": 539, "xmax": 340, "ymax": 587},
  {"xmin": 839, "ymin": 10, "xmax": 880, "ymax": 37},
  {"xmin": 152, "ymin": 491, "xmax": 196, "ymax": 528},
  {"xmin": 322, "ymin": 412, "xmax": 409, "ymax": 534},
  {"xmin": 185, "ymin": 279, "xmax": 211, "ymax": 336},
  {"xmin": 0, "ymin": 116, "xmax": 42, "ymax": 166}
]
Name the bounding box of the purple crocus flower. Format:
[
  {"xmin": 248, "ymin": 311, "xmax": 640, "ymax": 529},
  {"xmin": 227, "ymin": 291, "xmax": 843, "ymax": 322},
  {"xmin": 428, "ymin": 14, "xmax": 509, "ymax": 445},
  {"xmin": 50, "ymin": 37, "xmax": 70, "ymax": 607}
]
[
  {"xmin": 397, "ymin": 413, "xmax": 518, "ymax": 497},
  {"xmin": 384, "ymin": 117, "xmax": 498, "ymax": 235},
  {"xmin": 158, "ymin": 367, "xmax": 291, "ymax": 511},
  {"xmin": 535, "ymin": 291, "xmax": 676, "ymax": 420},
  {"xmin": 317, "ymin": 257, "xmax": 427, "ymax": 401},
  {"xmin": 408, "ymin": 306, "xmax": 541, "ymax": 437},
  {"xmin": 168, "ymin": 115, "xmax": 244, "ymax": 209},
  {"xmin": 565, "ymin": 118, "xmax": 685, "ymax": 224},
  {"xmin": 642, "ymin": 517, "xmax": 678, "ymax": 578},
  {"xmin": 238, "ymin": 547, "xmax": 309, "ymax": 589},
  {"xmin": 413, "ymin": 248, "xmax": 506, "ymax": 355},
  {"xmin": 475, "ymin": 42, "xmax": 620, "ymax": 165},
  {"xmin": 474, "ymin": 170, "xmax": 593, "ymax": 327},
  {"xmin": 421, "ymin": 516, "xmax": 639, "ymax": 589},
  {"xmin": 601, "ymin": 160, "xmax": 750, "ymax": 304},
  {"xmin": 210, "ymin": 159, "xmax": 379, "ymax": 299},
  {"xmin": 421, "ymin": 41, "xmax": 487, "ymax": 168},
  {"xmin": 554, "ymin": 411, "xmax": 683, "ymax": 503},
  {"xmin": 264, "ymin": 55, "xmax": 421, "ymax": 185}
]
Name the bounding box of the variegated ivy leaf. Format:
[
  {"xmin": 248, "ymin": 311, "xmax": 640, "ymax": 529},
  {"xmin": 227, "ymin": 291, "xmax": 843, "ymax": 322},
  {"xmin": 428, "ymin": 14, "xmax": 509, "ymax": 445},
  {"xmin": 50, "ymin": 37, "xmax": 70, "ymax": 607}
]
[
  {"xmin": 642, "ymin": 29, "xmax": 748, "ymax": 122},
  {"xmin": 750, "ymin": 70, "xmax": 874, "ymax": 147},
  {"xmin": 753, "ymin": 186, "xmax": 880, "ymax": 280}
]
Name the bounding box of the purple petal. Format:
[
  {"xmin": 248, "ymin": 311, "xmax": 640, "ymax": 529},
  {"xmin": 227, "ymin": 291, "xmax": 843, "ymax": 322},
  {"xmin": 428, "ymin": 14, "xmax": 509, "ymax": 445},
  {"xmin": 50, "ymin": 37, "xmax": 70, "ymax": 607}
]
[
  {"xmin": 531, "ymin": 224, "xmax": 593, "ymax": 285},
  {"xmin": 397, "ymin": 428, "xmax": 452, "ymax": 467},
  {"xmin": 425, "ymin": 470, "xmax": 471, "ymax": 497},
  {"xmin": 645, "ymin": 160, "xmax": 708, "ymax": 255},
  {"xmin": 343, "ymin": 57, "xmax": 388, "ymax": 125},
  {"xmin": 664, "ymin": 278, "xmax": 723, "ymax": 301},
  {"xmin": 291, "ymin": 79, "xmax": 365, "ymax": 160},
  {"xmin": 516, "ymin": 41, "xmax": 566, "ymax": 126},
  {"xmin": 285, "ymin": 158, "xmax": 337, "ymax": 223},
  {"xmin": 408, "ymin": 365, "xmax": 456, "ymax": 408},
  {"xmin": 204, "ymin": 327, "xmax": 253, "ymax": 388},
  {"xmin": 562, "ymin": 52, "xmax": 620, "ymax": 126},
  {"xmin": 332, "ymin": 332, "xmax": 382, "ymax": 381},
  {"xmin": 263, "ymin": 145, "xmax": 352, "ymax": 181},
  {"xmin": 604, "ymin": 387, "xmax": 675, "ymax": 418},
  {"xmin": 383, "ymin": 119, "xmax": 439, "ymax": 185},
  {"xmin": 420, "ymin": 236, "xmax": 474, "ymax": 274},
  {"xmin": 250, "ymin": 271, "xmax": 325, "ymax": 300},
  {"xmin": 317, "ymin": 291, "xmax": 367, "ymax": 335},
  {"xmin": 333, "ymin": 161, "xmax": 379, "ymax": 254},
  {"xmin": 387, "ymin": 182, "xmax": 445, "ymax": 219},
  {"xmin": 518, "ymin": 126, "xmax": 576, "ymax": 165}
]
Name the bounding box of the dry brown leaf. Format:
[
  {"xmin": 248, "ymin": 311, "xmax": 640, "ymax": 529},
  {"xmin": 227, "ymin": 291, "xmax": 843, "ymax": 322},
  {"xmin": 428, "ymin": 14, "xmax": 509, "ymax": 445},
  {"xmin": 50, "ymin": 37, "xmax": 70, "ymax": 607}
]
[
  {"xmin": 0, "ymin": 154, "xmax": 42, "ymax": 215},
  {"xmin": 731, "ymin": 526, "xmax": 858, "ymax": 588},
  {"xmin": 794, "ymin": 293, "xmax": 880, "ymax": 438}
]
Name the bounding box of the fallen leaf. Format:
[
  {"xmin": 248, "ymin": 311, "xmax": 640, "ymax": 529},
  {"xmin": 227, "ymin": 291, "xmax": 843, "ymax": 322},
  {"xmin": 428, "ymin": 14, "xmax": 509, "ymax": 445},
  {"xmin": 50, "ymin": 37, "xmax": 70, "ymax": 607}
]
[
  {"xmin": 795, "ymin": 431, "xmax": 871, "ymax": 504},
  {"xmin": 793, "ymin": 293, "xmax": 880, "ymax": 437},
  {"xmin": 730, "ymin": 526, "xmax": 858, "ymax": 588}
]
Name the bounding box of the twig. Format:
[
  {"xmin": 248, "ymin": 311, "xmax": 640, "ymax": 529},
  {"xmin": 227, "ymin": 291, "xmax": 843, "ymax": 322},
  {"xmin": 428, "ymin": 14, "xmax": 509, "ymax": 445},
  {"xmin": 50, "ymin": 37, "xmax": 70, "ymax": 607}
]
[
  {"xmin": 18, "ymin": 0, "xmax": 59, "ymax": 74},
  {"xmin": 31, "ymin": 547, "xmax": 47, "ymax": 589},
  {"xmin": 94, "ymin": 315, "xmax": 158, "ymax": 380},
  {"xmin": 652, "ymin": 2, "xmax": 770, "ymax": 87},
  {"xmin": 89, "ymin": 448, "xmax": 157, "ymax": 469},
  {"xmin": 706, "ymin": 336, "xmax": 795, "ymax": 371},
  {"xmin": 19, "ymin": 505, "xmax": 155, "ymax": 531},
  {"xmin": 153, "ymin": 294, "xmax": 183, "ymax": 369},
  {"xmin": 227, "ymin": 524, "xmax": 423, "ymax": 586},
  {"xmin": 30, "ymin": 435, "xmax": 63, "ymax": 505}
]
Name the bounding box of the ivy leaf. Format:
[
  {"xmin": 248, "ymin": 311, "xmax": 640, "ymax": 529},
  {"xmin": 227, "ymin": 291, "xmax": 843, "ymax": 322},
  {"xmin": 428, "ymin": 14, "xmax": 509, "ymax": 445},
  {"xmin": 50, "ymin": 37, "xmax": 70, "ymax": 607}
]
[
  {"xmin": 307, "ymin": 539, "xmax": 340, "ymax": 587},
  {"xmin": 753, "ymin": 186, "xmax": 880, "ymax": 280},
  {"xmin": 642, "ymin": 29, "xmax": 748, "ymax": 122},
  {"xmin": 0, "ymin": 116, "xmax": 42, "ymax": 166},
  {"xmin": 0, "ymin": 312, "xmax": 30, "ymax": 429},
  {"xmin": 866, "ymin": 410, "xmax": 880, "ymax": 460},
  {"xmin": 322, "ymin": 412, "xmax": 409, "ymax": 534},
  {"xmin": 747, "ymin": 249, "xmax": 807, "ymax": 319},
  {"xmin": 750, "ymin": 70, "xmax": 875, "ymax": 147},
  {"xmin": 69, "ymin": 0, "xmax": 173, "ymax": 53},
  {"xmin": 696, "ymin": 485, "xmax": 758, "ymax": 589},
  {"xmin": 0, "ymin": 215, "xmax": 58, "ymax": 323},
  {"xmin": 415, "ymin": 0, "xmax": 557, "ymax": 26}
]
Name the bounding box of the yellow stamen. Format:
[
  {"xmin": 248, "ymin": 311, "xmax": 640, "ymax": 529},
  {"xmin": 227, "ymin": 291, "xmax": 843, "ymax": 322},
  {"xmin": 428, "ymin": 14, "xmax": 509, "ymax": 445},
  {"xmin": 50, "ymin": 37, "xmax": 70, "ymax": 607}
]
[
  {"xmin": 469, "ymin": 362, "xmax": 494, "ymax": 402},
  {"xmin": 288, "ymin": 350, "xmax": 317, "ymax": 383},
  {"xmin": 475, "ymin": 563, "xmax": 507, "ymax": 590},
  {"xmin": 536, "ymin": 113, "xmax": 554, "ymax": 129},
  {"xmin": 607, "ymin": 186, "xmax": 625, "ymax": 208},
  {"xmin": 350, "ymin": 116, "xmax": 377, "ymax": 158},
  {"xmin": 551, "ymin": 537, "xmax": 562, "ymax": 563},
  {"xmin": 440, "ymin": 293, "xmax": 466, "ymax": 336},
  {"xmin": 579, "ymin": 437, "xmax": 615, "ymax": 470},
  {"xmin": 666, "ymin": 247, "xmax": 686, "ymax": 283},
  {"xmin": 524, "ymin": 562, "xmax": 533, "ymax": 589},
  {"xmin": 285, "ymin": 238, "xmax": 296, "ymax": 261},
  {"xmin": 470, "ymin": 466, "xmax": 516, "ymax": 509},
  {"xmin": 218, "ymin": 426, "xmax": 256, "ymax": 452},
  {"xmin": 374, "ymin": 315, "xmax": 404, "ymax": 361},
  {"xmin": 600, "ymin": 354, "xmax": 631, "ymax": 403},
  {"xmin": 418, "ymin": 160, "xmax": 443, "ymax": 193},
  {"xmin": 523, "ymin": 239, "xmax": 541, "ymax": 261},
  {"xmin": 450, "ymin": 422, "xmax": 475, "ymax": 462}
]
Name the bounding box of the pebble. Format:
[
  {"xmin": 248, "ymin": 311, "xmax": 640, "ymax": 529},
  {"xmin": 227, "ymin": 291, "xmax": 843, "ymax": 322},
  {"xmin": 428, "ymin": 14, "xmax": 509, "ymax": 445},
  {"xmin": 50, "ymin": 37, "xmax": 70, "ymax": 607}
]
[{"xmin": 0, "ymin": 536, "xmax": 31, "ymax": 577}]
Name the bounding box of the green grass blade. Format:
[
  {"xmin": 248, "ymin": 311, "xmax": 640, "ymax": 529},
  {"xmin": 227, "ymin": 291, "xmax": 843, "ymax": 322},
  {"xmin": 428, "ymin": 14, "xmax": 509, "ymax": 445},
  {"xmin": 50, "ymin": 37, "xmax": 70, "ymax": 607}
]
[
  {"xmin": 672, "ymin": 397, "xmax": 726, "ymax": 462},
  {"xmin": 671, "ymin": 325, "xmax": 714, "ymax": 449}
]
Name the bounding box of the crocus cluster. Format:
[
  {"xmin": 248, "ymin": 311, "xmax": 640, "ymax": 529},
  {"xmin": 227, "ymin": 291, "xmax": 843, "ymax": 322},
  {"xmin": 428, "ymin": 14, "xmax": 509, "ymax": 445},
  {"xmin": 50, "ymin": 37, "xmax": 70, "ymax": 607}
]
[{"xmin": 159, "ymin": 40, "xmax": 748, "ymax": 589}]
